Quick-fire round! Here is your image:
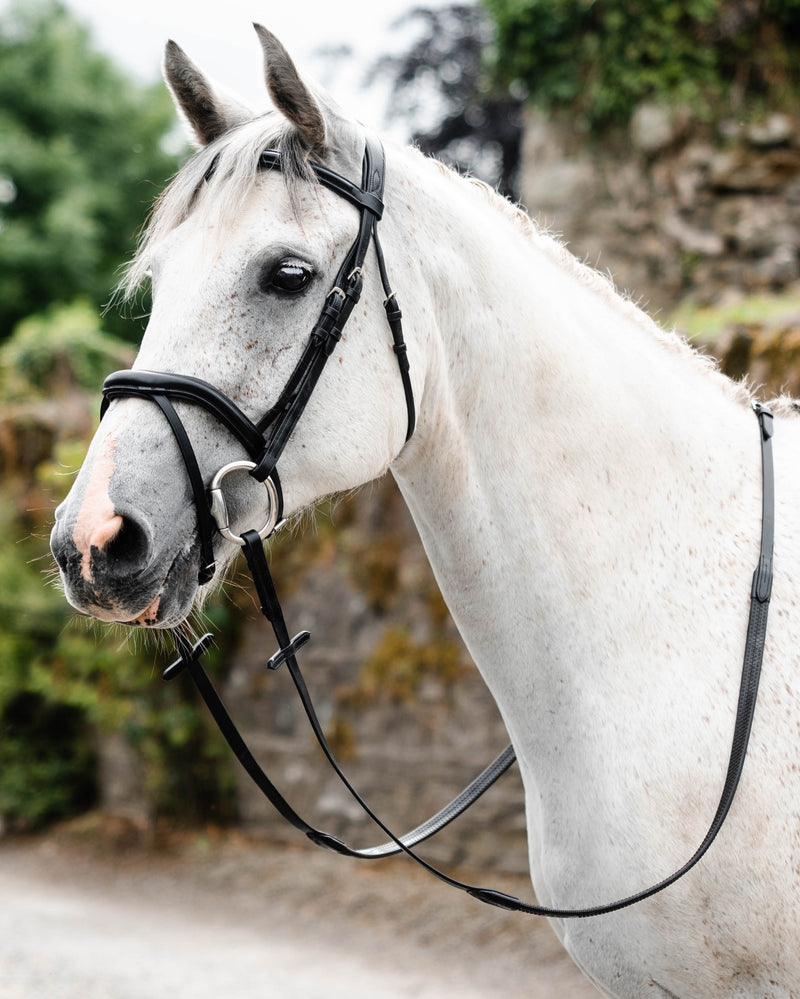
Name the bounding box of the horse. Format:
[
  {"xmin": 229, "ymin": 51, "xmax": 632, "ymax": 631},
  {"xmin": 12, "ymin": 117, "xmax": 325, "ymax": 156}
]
[{"xmin": 49, "ymin": 25, "xmax": 800, "ymax": 998}]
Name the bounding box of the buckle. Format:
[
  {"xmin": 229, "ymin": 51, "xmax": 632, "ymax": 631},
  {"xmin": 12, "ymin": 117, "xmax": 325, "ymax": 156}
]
[{"xmin": 752, "ymin": 401, "xmax": 774, "ymax": 441}]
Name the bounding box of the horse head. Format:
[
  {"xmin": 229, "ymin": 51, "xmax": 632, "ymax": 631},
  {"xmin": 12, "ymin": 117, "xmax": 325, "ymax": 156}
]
[{"xmin": 50, "ymin": 27, "xmax": 420, "ymax": 628}]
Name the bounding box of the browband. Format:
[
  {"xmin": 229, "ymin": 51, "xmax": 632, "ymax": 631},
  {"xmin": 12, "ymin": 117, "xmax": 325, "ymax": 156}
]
[{"xmin": 259, "ymin": 150, "xmax": 385, "ymax": 219}]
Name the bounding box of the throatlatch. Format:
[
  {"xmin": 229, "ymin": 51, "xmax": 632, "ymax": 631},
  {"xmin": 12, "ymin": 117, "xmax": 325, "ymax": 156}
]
[{"xmin": 100, "ymin": 132, "xmax": 776, "ymax": 918}]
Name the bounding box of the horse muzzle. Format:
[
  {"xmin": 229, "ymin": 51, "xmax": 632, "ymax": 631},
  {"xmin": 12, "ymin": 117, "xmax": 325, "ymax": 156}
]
[{"xmin": 50, "ymin": 498, "xmax": 200, "ymax": 628}]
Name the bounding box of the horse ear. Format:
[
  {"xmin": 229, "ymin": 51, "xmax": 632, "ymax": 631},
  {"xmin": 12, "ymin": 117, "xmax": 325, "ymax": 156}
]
[
  {"xmin": 253, "ymin": 24, "xmax": 326, "ymax": 153},
  {"xmin": 163, "ymin": 40, "xmax": 253, "ymax": 147}
]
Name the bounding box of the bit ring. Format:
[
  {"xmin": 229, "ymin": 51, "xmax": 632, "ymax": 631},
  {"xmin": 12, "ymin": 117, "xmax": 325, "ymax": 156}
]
[{"xmin": 209, "ymin": 461, "xmax": 280, "ymax": 546}]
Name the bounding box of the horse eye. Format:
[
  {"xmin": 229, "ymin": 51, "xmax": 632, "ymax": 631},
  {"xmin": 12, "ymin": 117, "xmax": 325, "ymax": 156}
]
[{"xmin": 263, "ymin": 262, "xmax": 313, "ymax": 296}]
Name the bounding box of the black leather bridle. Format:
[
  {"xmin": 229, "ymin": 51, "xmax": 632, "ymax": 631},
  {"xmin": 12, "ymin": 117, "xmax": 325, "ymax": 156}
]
[
  {"xmin": 103, "ymin": 135, "xmax": 414, "ymax": 585},
  {"xmin": 100, "ymin": 134, "xmax": 776, "ymax": 917}
]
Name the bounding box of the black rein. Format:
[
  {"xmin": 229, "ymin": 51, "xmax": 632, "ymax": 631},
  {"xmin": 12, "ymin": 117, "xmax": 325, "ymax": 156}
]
[{"xmin": 99, "ymin": 135, "xmax": 775, "ymax": 918}]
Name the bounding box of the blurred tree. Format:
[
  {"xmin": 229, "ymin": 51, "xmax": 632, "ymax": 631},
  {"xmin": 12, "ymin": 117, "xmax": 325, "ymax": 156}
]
[
  {"xmin": 482, "ymin": 0, "xmax": 800, "ymax": 132},
  {"xmin": 0, "ymin": 299, "xmax": 133, "ymax": 399},
  {"xmin": 0, "ymin": 0, "xmax": 181, "ymax": 342},
  {"xmin": 368, "ymin": 4, "xmax": 524, "ymax": 197}
]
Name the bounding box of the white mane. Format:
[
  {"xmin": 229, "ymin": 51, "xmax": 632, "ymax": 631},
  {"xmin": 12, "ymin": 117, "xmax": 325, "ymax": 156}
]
[{"xmin": 411, "ymin": 148, "xmax": 752, "ymax": 407}]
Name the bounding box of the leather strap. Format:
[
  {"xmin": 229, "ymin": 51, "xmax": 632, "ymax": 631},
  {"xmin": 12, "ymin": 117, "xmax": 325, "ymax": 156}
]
[
  {"xmin": 259, "ymin": 150, "xmax": 385, "ymax": 219},
  {"xmin": 163, "ymin": 528, "xmax": 518, "ymax": 861},
  {"xmin": 103, "ymin": 134, "xmax": 415, "ymax": 497},
  {"xmin": 165, "ymin": 402, "xmax": 775, "ymax": 916},
  {"xmin": 249, "ymin": 135, "xmax": 412, "ymax": 484},
  {"xmin": 102, "ymin": 371, "xmax": 284, "ymax": 584},
  {"xmin": 102, "ymin": 370, "xmax": 269, "ymax": 457},
  {"xmin": 168, "ymin": 632, "xmax": 517, "ymax": 858},
  {"xmin": 150, "ymin": 394, "xmax": 217, "ymax": 584}
]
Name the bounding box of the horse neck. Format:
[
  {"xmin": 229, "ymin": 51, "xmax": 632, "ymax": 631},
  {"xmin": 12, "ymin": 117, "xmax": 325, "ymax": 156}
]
[{"xmin": 387, "ymin": 151, "xmax": 759, "ymax": 730}]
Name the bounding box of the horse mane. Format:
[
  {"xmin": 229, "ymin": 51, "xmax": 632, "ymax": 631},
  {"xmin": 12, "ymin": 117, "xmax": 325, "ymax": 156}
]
[
  {"xmin": 419, "ymin": 152, "xmax": 754, "ymax": 407},
  {"xmin": 439, "ymin": 159, "xmax": 684, "ymax": 346},
  {"xmin": 119, "ymin": 114, "xmax": 315, "ymax": 300}
]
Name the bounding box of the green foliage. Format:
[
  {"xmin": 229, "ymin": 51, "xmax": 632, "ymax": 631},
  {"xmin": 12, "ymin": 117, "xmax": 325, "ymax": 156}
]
[
  {"xmin": 0, "ymin": 315, "xmax": 238, "ymax": 831},
  {"xmin": 0, "ymin": 3, "xmax": 236, "ymax": 833},
  {"xmin": 0, "ymin": 493, "xmax": 100, "ymax": 829},
  {"xmin": 0, "ymin": 0, "xmax": 181, "ymax": 341},
  {"xmin": 0, "ymin": 299, "xmax": 133, "ymax": 399},
  {"xmin": 670, "ymin": 291, "xmax": 800, "ymax": 340},
  {"xmin": 482, "ymin": 0, "xmax": 800, "ymax": 130},
  {"xmin": 0, "ymin": 480, "xmax": 238, "ymax": 830},
  {"xmin": 0, "ymin": 692, "xmax": 96, "ymax": 830}
]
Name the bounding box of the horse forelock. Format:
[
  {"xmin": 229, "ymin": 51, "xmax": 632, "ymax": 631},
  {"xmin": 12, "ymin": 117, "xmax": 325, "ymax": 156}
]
[{"xmin": 118, "ymin": 115, "xmax": 318, "ymax": 301}]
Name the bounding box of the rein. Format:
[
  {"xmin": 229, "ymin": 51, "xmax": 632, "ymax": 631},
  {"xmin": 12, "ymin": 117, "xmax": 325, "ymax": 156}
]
[{"xmin": 100, "ymin": 135, "xmax": 776, "ymax": 918}]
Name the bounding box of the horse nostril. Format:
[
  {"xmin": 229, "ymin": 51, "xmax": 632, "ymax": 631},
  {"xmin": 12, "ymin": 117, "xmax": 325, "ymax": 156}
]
[
  {"xmin": 88, "ymin": 515, "xmax": 123, "ymax": 553},
  {"xmin": 99, "ymin": 515, "xmax": 151, "ymax": 572}
]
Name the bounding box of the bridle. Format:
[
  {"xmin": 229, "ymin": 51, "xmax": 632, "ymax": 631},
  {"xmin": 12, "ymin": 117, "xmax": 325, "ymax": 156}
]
[
  {"xmin": 102, "ymin": 134, "xmax": 414, "ymax": 585},
  {"xmin": 100, "ymin": 134, "xmax": 776, "ymax": 917}
]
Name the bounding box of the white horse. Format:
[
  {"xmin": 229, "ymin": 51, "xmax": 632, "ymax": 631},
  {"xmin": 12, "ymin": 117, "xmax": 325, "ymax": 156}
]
[{"xmin": 50, "ymin": 26, "xmax": 800, "ymax": 998}]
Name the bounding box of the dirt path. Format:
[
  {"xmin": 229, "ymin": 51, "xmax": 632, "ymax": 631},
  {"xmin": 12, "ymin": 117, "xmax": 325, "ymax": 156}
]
[{"xmin": 0, "ymin": 822, "xmax": 600, "ymax": 998}]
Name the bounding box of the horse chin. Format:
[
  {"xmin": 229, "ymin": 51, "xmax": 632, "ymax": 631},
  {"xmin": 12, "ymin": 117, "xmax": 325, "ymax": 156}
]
[
  {"xmin": 120, "ymin": 553, "xmax": 202, "ymax": 630},
  {"xmin": 119, "ymin": 582, "xmax": 196, "ymax": 630},
  {"xmin": 120, "ymin": 542, "xmax": 239, "ymax": 629},
  {"xmin": 61, "ymin": 545, "xmax": 201, "ymax": 631}
]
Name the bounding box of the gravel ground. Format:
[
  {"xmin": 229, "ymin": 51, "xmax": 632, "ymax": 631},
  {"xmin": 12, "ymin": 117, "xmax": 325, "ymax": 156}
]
[{"xmin": 0, "ymin": 818, "xmax": 600, "ymax": 998}]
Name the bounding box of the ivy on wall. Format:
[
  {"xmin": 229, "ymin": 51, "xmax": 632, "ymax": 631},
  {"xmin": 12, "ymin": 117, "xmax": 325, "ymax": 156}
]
[{"xmin": 482, "ymin": 0, "xmax": 800, "ymax": 130}]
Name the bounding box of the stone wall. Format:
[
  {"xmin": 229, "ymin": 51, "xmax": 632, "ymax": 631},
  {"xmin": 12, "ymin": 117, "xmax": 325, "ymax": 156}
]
[{"xmin": 519, "ymin": 106, "xmax": 800, "ymax": 314}]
